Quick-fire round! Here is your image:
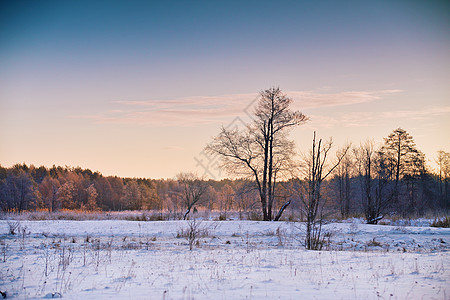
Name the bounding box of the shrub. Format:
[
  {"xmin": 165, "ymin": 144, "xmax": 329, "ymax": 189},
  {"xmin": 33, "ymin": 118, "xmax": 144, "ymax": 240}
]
[
  {"xmin": 366, "ymin": 238, "xmax": 382, "ymax": 247},
  {"xmin": 431, "ymin": 217, "xmax": 450, "ymax": 228},
  {"xmin": 7, "ymin": 220, "xmax": 20, "ymax": 235},
  {"xmin": 248, "ymin": 211, "xmax": 262, "ymax": 221},
  {"xmin": 176, "ymin": 219, "xmax": 211, "ymax": 250}
]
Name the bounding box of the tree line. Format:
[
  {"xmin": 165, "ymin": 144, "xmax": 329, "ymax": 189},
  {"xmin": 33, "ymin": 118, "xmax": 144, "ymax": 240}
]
[
  {"xmin": 0, "ymin": 163, "xmax": 260, "ymax": 216},
  {"xmin": 0, "ymin": 88, "xmax": 448, "ymax": 223},
  {"xmin": 0, "ymin": 140, "xmax": 448, "ymax": 219}
]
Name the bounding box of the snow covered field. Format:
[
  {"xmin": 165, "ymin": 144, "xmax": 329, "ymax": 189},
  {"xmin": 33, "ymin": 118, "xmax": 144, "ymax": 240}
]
[{"xmin": 0, "ymin": 219, "xmax": 448, "ymax": 299}]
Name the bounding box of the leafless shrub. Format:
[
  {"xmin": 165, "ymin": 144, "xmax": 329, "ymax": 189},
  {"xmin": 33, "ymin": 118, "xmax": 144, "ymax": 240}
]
[
  {"xmin": 7, "ymin": 220, "xmax": 20, "ymax": 235},
  {"xmin": 276, "ymin": 227, "xmax": 287, "ymax": 247},
  {"xmin": 1, "ymin": 239, "xmax": 8, "ymax": 262},
  {"xmin": 93, "ymin": 239, "xmax": 101, "ymax": 270},
  {"xmin": 295, "ymin": 223, "xmax": 333, "ymax": 251},
  {"xmin": 246, "ymin": 231, "xmax": 251, "ymax": 253},
  {"xmin": 366, "ymin": 238, "xmax": 382, "ymax": 247},
  {"xmin": 82, "ymin": 240, "xmax": 88, "ymax": 266},
  {"xmin": 105, "ymin": 236, "xmax": 114, "ymax": 263},
  {"xmin": 58, "ymin": 237, "xmax": 73, "ymax": 271},
  {"xmin": 176, "ymin": 219, "xmax": 207, "ymax": 250},
  {"xmin": 120, "ymin": 236, "xmax": 140, "ymax": 250},
  {"xmin": 322, "ymin": 231, "xmax": 333, "ymax": 250},
  {"xmin": 55, "ymin": 239, "xmax": 72, "ymax": 296},
  {"xmin": 176, "ymin": 220, "xmax": 212, "ymax": 239},
  {"xmin": 20, "ymin": 225, "xmax": 29, "ymax": 250},
  {"xmin": 188, "ymin": 219, "xmax": 201, "ymax": 250},
  {"xmin": 40, "ymin": 242, "xmax": 52, "ymax": 277}
]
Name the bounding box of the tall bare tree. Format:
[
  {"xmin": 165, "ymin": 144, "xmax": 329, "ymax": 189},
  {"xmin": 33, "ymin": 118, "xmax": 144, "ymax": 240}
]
[
  {"xmin": 207, "ymin": 87, "xmax": 308, "ymax": 220},
  {"xmin": 299, "ymin": 132, "xmax": 349, "ymax": 250},
  {"xmin": 335, "ymin": 144, "xmax": 354, "ymax": 218},
  {"xmin": 176, "ymin": 172, "xmax": 207, "ymax": 220},
  {"xmin": 354, "ymin": 141, "xmax": 391, "ymax": 224}
]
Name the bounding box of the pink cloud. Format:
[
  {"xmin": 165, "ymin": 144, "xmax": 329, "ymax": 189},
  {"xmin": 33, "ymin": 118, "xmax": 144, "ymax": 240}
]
[{"xmin": 76, "ymin": 90, "xmax": 403, "ymax": 127}]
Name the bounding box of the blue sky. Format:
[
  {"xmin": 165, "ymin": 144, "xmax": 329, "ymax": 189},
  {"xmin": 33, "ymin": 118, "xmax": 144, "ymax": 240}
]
[{"xmin": 1, "ymin": 0, "xmax": 449, "ymax": 178}]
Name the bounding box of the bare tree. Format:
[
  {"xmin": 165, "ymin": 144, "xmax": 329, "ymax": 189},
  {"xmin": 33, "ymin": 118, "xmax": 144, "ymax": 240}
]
[
  {"xmin": 436, "ymin": 151, "xmax": 450, "ymax": 210},
  {"xmin": 176, "ymin": 172, "xmax": 207, "ymax": 220},
  {"xmin": 334, "ymin": 144, "xmax": 354, "ymax": 218},
  {"xmin": 206, "ymin": 87, "xmax": 308, "ymax": 220},
  {"xmin": 354, "ymin": 141, "xmax": 392, "ymax": 224},
  {"xmin": 299, "ymin": 132, "xmax": 349, "ymax": 250}
]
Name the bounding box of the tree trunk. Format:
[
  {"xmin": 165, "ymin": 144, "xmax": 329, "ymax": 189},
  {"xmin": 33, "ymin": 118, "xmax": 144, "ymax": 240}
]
[
  {"xmin": 367, "ymin": 215, "xmax": 383, "ymax": 225},
  {"xmin": 274, "ymin": 200, "xmax": 291, "ymax": 221},
  {"xmin": 183, "ymin": 207, "xmax": 191, "ymax": 220},
  {"xmin": 267, "ymin": 113, "xmax": 274, "ymax": 221},
  {"xmin": 262, "ymin": 131, "xmax": 269, "ymax": 221},
  {"xmin": 394, "ymin": 136, "xmax": 401, "ymax": 203},
  {"xmin": 260, "ymin": 190, "xmax": 268, "ymax": 221}
]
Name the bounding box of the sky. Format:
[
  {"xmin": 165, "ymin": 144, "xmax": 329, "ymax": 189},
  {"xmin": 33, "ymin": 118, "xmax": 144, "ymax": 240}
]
[{"xmin": 1, "ymin": 0, "xmax": 449, "ymax": 179}]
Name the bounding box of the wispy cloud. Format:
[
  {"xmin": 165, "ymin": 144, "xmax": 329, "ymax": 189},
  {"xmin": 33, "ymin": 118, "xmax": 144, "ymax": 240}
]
[
  {"xmin": 381, "ymin": 106, "xmax": 450, "ymax": 121},
  {"xmin": 305, "ymin": 106, "xmax": 450, "ymax": 129},
  {"xmin": 76, "ymin": 90, "xmax": 402, "ymax": 127},
  {"xmin": 288, "ymin": 90, "xmax": 402, "ymax": 110}
]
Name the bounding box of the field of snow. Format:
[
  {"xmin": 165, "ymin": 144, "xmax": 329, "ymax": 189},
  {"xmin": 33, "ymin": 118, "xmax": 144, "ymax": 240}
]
[{"xmin": 0, "ymin": 219, "xmax": 448, "ymax": 299}]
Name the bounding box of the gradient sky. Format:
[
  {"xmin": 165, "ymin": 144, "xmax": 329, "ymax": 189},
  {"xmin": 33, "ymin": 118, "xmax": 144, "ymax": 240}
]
[{"xmin": 1, "ymin": 0, "xmax": 449, "ymax": 179}]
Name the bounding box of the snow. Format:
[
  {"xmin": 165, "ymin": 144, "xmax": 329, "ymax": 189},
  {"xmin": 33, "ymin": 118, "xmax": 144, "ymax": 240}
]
[{"xmin": 0, "ymin": 220, "xmax": 448, "ymax": 299}]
